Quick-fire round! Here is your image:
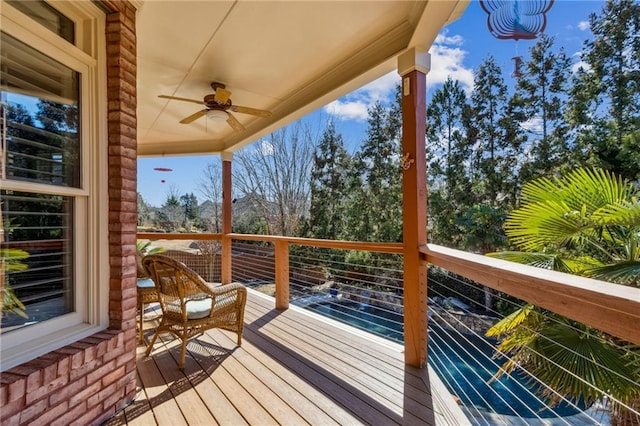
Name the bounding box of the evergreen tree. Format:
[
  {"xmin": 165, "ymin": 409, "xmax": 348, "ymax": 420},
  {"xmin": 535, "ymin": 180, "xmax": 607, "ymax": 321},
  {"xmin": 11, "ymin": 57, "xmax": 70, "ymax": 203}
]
[
  {"xmin": 511, "ymin": 35, "xmax": 574, "ymax": 182},
  {"xmin": 468, "ymin": 55, "xmax": 524, "ymax": 209},
  {"xmin": 180, "ymin": 193, "xmax": 199, "ymax": 221},
  {"xmin": 427, "ymin": 77, "xmax": 474, "ymax": 246},
  {"xmin": 568, "ymin": 0, "xmax": 640, "ymax": 180},
  {"xmin": 349, "ymin": 93, "xmax": 403, "ymax": 243},
  {"xmin": 306, "ymin": 121, "xmax": 351, "ymax": 240}
]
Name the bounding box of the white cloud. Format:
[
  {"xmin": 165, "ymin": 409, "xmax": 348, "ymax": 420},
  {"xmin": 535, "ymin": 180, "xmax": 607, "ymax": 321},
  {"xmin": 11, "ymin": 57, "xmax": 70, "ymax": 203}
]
[
  {"xmin": 434, "ymin": 33, "xmax": 464, "ymax": 46},
  {"xmin": 572, "ymin": 60, "xmax": 591, "ymax": 74},
  {"xmin": 323, "ymin": 72, "xmax": 399, "ymax": 122},
  {"xmin": 256, "ymin": 140, "xmax": 274, "ymax": 156},
  {"xmin": 521, "ymin": 116, "xmax": 543, "ymax": 134},
  {"xmin": 323, "ymin": 29, "xmax": 473, "ymax": 121},
  {"xmin": 571, "ymin": 51, "xmax": 591, "ymax": 74},
  {"xmin": 324, "ymin": 100, "xmax": 369, "ymax": 121},
  {"xmin": 577, "ymin": 21, "xmax": 590, "ymax": 31},
  {"xmin": 428, "ymin": 44, "xmax": 474, "ymax": 94}
]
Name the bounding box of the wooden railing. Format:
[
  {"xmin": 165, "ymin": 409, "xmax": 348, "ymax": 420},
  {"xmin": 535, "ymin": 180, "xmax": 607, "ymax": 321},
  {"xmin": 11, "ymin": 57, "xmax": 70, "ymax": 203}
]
[
  {"xmin": 137, "ymin": 232, "xmax": 640, "ymax": 346},
  {"xmin": 422, "ymin": 244, "xmax": 640, "ymax": 346}
]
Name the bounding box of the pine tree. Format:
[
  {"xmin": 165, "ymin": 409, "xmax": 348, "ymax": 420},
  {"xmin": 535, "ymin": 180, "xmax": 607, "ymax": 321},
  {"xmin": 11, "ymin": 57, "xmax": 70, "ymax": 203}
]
[
  {"xmin": 468, "ymin": 55, "xmax": 524, "ymax": 209},
  {"xmin": 568, "ymin": 0, "xmax": 640, "ymax": 180},
  {"xmin": 349, "ymin": 92, "xmax": 403, "ymax": 243},
  {"xmin": 511, "ymin": 35, "xmax": 573, "ymax": 182},
  {"xmin": 306, "ymin": 122, "xmax": 351, "ymax": 240},
  {"xmin": 427, "ymin": 77, "xmax": 474, "ymax": 246}
]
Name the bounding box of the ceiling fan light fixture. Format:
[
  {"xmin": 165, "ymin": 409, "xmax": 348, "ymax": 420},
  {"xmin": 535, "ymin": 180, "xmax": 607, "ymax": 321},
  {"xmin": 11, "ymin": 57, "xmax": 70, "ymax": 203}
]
[{"xmin": 206, "ymin": 109, "xmax": 227, "ymax": 121}]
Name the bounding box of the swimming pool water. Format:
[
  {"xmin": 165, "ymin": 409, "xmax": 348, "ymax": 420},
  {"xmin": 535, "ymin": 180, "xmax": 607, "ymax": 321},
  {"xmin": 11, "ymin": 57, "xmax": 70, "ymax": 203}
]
[{"xmin": 304, "ymin": 299, "xmax": 583, "ymax": 419}]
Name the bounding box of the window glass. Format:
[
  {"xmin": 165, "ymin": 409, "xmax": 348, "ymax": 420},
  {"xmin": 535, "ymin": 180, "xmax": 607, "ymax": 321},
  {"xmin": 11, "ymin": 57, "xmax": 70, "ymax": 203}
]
[
  {"xmin": 1, "ymin": 28, "xmax": 79, "ymax": 333},
  {"xmin": 5, "ymin": 0, "xmax": 74, "ymax": 44},
  {"xmin": 0, "ymin": 32, "xmax": 80, "ymax": 188},
  {"xmin": 1, "ymin": 190, "xmax": 74, "ymax": 333}
]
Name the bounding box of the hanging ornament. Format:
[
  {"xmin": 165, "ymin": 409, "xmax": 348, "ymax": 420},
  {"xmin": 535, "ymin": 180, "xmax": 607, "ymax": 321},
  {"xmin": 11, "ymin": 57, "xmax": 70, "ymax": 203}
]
[{"xmin": 480, "ymin": 0, "xmax": 554, "ymax": 78}]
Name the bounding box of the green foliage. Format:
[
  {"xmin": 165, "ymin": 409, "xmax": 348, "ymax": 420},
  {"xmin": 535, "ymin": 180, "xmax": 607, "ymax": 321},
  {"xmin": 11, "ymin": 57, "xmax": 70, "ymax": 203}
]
[
  {"xmin": 568, "ymin": 0, "xmax": 640, "ymax": 181},
  {"xmin": 1, "ymin": 248, "xmax": 30, "ymax": 318},
  {"xmin": 488, "ymin": 167, "xmax": 640, "ymax": 407},
  {"xmin": 306, "ymin": 121, "xmax": 352, "ymax": 240}
]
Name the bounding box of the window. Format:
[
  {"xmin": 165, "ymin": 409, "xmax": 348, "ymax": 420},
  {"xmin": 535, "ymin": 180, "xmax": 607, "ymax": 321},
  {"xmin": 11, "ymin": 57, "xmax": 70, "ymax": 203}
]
[{"xmin": 1, "ymin": 0, "xmax": 106, "ymax": 371}]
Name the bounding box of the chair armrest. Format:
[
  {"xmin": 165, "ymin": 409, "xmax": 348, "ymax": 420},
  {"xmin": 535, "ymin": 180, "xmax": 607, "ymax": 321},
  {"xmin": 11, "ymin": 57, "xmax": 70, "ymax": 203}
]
[{"xmin": 207, "ymin": 282, "xmax": 247, "ymax": 298}]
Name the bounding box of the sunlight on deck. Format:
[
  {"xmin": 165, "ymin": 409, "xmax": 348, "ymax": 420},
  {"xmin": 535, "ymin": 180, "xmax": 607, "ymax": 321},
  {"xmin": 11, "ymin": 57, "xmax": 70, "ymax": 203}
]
[{"xmin": 105, "ymin": 290, "xmax": 465, "ymax": 425}]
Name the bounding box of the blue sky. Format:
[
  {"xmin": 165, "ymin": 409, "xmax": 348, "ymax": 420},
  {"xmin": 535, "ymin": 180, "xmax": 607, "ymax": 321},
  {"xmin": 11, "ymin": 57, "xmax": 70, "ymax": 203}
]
[{"xmin": 138, "ymin": 0, "xmax": 605, "ymax": 207}]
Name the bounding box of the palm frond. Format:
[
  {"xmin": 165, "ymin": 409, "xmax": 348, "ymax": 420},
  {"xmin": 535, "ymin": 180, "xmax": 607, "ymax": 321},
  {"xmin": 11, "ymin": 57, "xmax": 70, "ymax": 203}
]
[
  {"xmin": 488, "ymin": 251, "xmax": 573, "ymax": 273},
  {"xmin": 592, "ymin": 200, "xmax": 640, "ymax": 226},
  {"xmin": 486, "ymin": 304, "xmax": 536, "ymax": 338},
  {"xmin": 529, "ymin": 320, "xmax": 637, "ymax": 405},
  {"xmin": 505, "ymin": 200, "xmax": 591, "ymax": 251},
  {"xmin": 585, "ymin": 261, "xmax": 640, "ymax": 285}
]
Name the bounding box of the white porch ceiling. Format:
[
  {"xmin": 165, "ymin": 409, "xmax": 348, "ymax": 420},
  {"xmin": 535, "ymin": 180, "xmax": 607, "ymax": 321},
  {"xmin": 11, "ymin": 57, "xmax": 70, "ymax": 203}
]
[{"xmin": 136, "ymin": 0, "xmax": 468, "ymax": 157}]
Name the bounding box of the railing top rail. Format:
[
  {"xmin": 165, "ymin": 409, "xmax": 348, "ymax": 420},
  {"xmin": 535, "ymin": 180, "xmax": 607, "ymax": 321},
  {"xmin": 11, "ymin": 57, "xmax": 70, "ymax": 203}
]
[
  {"xmin": 137, "ymin": 232, "xmax": 403, "ymax": 254},
  {"xmin": 137, "ymin": 232, "xmax": 222, "ymax": 241},
  {"xmin": 422, "ymin": 243, "xmax": 640, "ymax": 345}
]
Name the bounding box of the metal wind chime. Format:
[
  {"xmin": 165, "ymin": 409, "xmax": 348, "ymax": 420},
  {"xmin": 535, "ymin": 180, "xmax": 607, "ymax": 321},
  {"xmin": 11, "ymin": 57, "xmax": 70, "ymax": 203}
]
[{"xmin": 480, "ymin": 0, "xmax": 554, "ymax": 78}]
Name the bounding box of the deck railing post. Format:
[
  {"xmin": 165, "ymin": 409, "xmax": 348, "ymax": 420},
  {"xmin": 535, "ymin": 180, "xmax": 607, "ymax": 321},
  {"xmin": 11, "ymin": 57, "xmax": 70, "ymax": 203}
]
[
  {"xmin": 221, "ymin": 153, "xmax": 233, "ymax": 284},
  {"xmin": 398, "ymin": 48, "xmax": 429, "ymax": 368},
  {"xmin": 274, "ymin": 239, "xmax": 290, "ymax": 310}
]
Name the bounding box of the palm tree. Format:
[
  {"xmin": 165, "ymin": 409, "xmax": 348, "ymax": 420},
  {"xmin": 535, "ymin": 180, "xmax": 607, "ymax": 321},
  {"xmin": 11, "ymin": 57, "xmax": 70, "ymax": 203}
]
[
  {"xmin": 136, "ymin": 240, "xmax": 165, "ymax": 278},
  {"xmin": 487, "ymin": 168, "xmax": 640, "ymax": 424}
]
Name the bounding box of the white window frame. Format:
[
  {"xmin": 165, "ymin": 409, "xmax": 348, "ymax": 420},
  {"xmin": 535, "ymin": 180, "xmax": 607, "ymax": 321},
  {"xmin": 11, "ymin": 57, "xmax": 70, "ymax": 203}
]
[{"xmin": 0, "ymin": 0, "xmax": 108, "ymax": 371}]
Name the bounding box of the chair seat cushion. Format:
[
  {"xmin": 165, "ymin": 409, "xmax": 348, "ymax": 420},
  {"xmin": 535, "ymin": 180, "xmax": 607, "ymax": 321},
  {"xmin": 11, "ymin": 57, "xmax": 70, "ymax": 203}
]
[
  {"xmin": 137, "ymin": 278, "xmax": 155, "ymax": 289},
  {"xmin": 185, "ymin": 297, "xmax": 212, "ymax": 319}
]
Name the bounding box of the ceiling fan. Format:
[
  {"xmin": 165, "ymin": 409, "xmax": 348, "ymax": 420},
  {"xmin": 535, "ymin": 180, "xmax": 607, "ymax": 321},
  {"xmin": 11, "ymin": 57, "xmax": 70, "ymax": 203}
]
[{"xmin": 158, "ymin": 82, "xmax": 272, "ymax": 131}]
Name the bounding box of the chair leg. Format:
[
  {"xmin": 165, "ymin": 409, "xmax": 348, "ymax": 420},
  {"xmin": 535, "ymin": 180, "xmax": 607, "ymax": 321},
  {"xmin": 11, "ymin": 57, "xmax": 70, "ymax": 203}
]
[
  {"xmin": 145, "ymin": 330, "xmax": 159, "ymax": 357},
  {"xmin": 179, "ymin": 339, "xmax": 187, "ymax": 370},
  {"xmin": 138, "ymin": 301, "xmax": 144, "ymax": 344}
]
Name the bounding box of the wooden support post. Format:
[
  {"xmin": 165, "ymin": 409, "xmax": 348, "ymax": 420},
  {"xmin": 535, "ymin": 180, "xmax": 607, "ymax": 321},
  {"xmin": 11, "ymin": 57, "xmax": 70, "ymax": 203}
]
[
  {"xmin": 274, "ymin": 240, "xmax": 290, "ymax": 310},
  {"xmin": 221, "ymin": 153, "xmax": 233, "ymax": 284},
  {"xmin": 398, "ymin": 48, "xmax": 429, "ymax": 368}
]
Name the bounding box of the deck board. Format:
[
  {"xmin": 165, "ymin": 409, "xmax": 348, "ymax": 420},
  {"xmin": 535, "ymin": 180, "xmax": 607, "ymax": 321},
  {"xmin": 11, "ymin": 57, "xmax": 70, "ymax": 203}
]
[{"xmin": 107, "ymin": 289, "xmax": 465, "ymax": 425}]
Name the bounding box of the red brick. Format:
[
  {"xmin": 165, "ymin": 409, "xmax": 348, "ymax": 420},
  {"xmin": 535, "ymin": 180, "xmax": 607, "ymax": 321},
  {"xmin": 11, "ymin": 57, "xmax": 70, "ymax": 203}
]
[
  {"xmin": 102, "ymin": 385, "xmax": 125, "ymax": 411},
  {"xmin": 0, "ymin": 396, "xmax": 25, "ymax": 418},
  {"xmin": 70, "ymin": 404, "xmax": 101, "ymax": 426},
  {"xmin": 31, "ymin": 400, "xmax": 68, "ymax": 426},
  {"xmin": 1, "ymin": 411, "xmax": 20, "ymax": 426},
  {"xmin": 88, "ymin": 382, "xmax": 116, "ymax": 408},
  {"xmin": 49, "ymin": 375, "xmax": 86, "ymax": 406},
  {"xmin": 57, "ymin": 356, "xmax": 70, "ymax": 377},
  {"xmin": 7, "ymin": 365, "xmax": 42, "ymax": 394},
  {"xmin": 69, "ymin": 380, "xmax": 100, "ymax": 407},
  {"xmin": 101, "ymin": 366, "xmax": 125, "ymax": 387},
  {"xmin": 87, "ymin": 361, "xmax": 116, "ymax": 383},
  {"xmin": 26, "ymin": 374, "xmax": 68, "ymax": 405},
  {"xmin": 55, "ymin": 347, "xmax": 84, "ymax": 369},
  {"xmin": 50, "ymin": 401, "xmax": 87, "ymax": 426},
  {"xmin": 69, "ymin": 358, "xmax": 101, "ymax": 381},
  {"xmin": 18, "ymin": 398, "xmax": 47, "ymax": 424},
  {"xmin": 0, "ymin": 373, "xmax": 25, "ymax": 402}
]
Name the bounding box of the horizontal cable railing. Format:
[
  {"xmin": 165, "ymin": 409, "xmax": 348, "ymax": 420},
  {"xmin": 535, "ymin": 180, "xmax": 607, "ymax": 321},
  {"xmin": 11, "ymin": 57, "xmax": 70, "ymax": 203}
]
[
  {"xmin": 427, "ymin": 267, "xmax": 636, "ymax": 424},
  {"xmin": 137, "ymin": 233, "xmax": 640, "ymax": 425}
]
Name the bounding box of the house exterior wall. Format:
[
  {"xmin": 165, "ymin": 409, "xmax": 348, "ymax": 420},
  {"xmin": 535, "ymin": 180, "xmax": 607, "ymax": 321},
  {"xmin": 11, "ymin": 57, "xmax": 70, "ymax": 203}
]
[{"xmin": 0, "ymin": 2, "xmax": 138, "ymax": 424}]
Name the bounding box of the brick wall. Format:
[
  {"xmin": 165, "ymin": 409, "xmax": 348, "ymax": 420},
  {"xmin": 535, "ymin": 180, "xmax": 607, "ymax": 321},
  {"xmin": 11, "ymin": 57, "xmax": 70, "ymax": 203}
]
[{"xmin": 0, "ymin": 1, "xmax": 139, "ymax": 424}]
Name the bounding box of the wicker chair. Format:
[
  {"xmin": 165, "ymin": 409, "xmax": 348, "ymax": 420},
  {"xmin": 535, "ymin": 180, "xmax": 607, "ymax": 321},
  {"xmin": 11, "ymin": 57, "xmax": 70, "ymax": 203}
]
[
  {"xmin": 136, "ymin": 251, "xmax": 159, "ymax": 344},
  {"xmin": 142, "ymin": 254, "xmax": 247, "ymax": 369}
]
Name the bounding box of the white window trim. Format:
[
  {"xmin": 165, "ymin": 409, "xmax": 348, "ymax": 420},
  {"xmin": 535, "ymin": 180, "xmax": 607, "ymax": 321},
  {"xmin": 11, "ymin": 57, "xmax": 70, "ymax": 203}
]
[{"xmin": 0, "ymin": 0, "xmax": 108, "ymax": 372}]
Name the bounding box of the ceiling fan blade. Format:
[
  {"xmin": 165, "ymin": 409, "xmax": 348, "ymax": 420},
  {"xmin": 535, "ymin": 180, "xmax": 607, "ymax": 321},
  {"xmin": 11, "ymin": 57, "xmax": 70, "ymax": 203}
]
[
  {"xmin": 226, "ymin": 112, "xmax": 245, "ymax": 132},
  {"xmin": 179, "ymin": 109, "xmax": 207, "ymax": 124},
  {"xmin": 230, "ymin": 105, "xmax": 272, "ymax": 118},
  {"xmin": 159, "ymin": 95, "xmax": 205, "ymax": 106},
  {"xmin": 214, "ymin": 87, "xmax": 232, "ymax": 104}
]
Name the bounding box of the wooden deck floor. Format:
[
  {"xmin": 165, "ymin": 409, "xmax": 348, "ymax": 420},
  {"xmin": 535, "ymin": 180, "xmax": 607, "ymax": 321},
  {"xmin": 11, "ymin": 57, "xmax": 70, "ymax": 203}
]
[{"xmin": 105, "ymin": 290, "xmax": 465, "ymax": 425}]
